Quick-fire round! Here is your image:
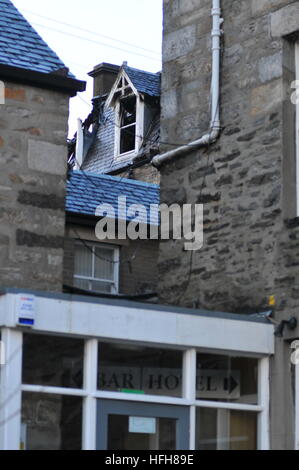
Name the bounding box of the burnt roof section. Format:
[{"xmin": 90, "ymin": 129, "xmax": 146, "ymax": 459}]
[
  {"xmin": 82, "ymin": 106, "xmax": 160, "ymax": 175},
  {"xmin": 81, "ymin": 107, "xmax": 117, "ymax": 174},
  {"xmin": 70, "ymin": 64, "xmax": 161, "ymax": 174},
  {"xmin": 0, "ymin": 0, "xmax": 85, "ymax": 94},
  {"xmin": 124, "ymin": 64, "xmax": 161, "ymax": 97}
]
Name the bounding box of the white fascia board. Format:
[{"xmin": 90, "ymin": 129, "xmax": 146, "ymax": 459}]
[
  {"xmin": 122, "ymin": 70, "xmax": 138, "ymax": 96},
  {"xmin": 0, "ymin": 293, "xmax": 274, "ymax": 356},
  {"xmin": 105, "ymin": 69, "xmax": 138, "ymax": 110},
  {"xmin": 176, "ymin": 313, "xmax": 274, "ymax": 356},
  {"xmin": 105, "ymin": 73, "xmax": 122, "ymax": 110},
  {"xmin": 0, "ymin": 294, "xmax": 6, "ymax": 325}
]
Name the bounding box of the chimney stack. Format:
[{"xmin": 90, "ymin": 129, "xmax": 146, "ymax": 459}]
[{"xmin": 88, "ymin": 62, "xmax": 120, "ymax": 98}]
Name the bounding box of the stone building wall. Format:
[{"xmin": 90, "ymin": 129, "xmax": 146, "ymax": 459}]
[
  {"xmin": 159, "ymin": 0, "xmax": 299, "ymax": 449},
  {"xmin": 0, "ymin": 81, "xmax": 69, "ymax": 291},
  {"xmin": 119, "ymin": 239, "xmax": 159, "ymax": 295},
  {"xmin": 116, "ymin": 163, "xmax": 160, "ymax": 185}
]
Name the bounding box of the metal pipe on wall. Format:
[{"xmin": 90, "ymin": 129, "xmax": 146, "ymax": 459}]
[{"xmin": 152, "ymin": 0, "xmax": 223, "ymax": 168}]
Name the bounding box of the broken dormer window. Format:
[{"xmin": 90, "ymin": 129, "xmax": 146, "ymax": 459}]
[
  {"xmin": 106, "ymin": 68, "xmax": 149, "ymax": 160},
  {"xmin": 119, "ymin": 96, "xmax": 136, "ymax": 155}
]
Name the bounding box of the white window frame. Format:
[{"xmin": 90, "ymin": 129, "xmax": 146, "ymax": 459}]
[
  {"xmin": 0, "ymin": 328, "xmax": 23, "ymax": 451},
  {"xmin": 0, "ymin": 295, "xmax": 273, "ymax": 450},
  {"xmin": 107, "ymin": 71, "xmax": 144, "ymax": 160},
  {"xmin": 296, "ymin": 358, "xmax": 299, "ymax": 450},
  {"xmin": 74, "ymin": 241, "xmax": 119, "ymax": 295},
  {"xmin": 18, "ymin": 342, "xmax": 270, "ymax": 451},
  {"xmin": 188, "ymin": 351, "xmax": 269, "ymax": 451},
  {"xmin": 114, "ymin": 95, "xmax": 144, "ymax": 160}
]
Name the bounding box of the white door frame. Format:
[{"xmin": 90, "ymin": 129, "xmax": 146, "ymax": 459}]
[{"xmin": 0, "ymin": 328, "xmax": 23, "ymax": 450}]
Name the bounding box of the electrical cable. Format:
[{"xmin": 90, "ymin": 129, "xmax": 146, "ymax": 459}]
[
  {"xmin": 71, "ymin": 227, "xmax": 140, "ymax": 266},
  {"xmin": 76, "ymin": 94, "xmax": 193, "ymax": 148},
  {"xmin": 30, "ymin": 21, "xmax": 161, "ymax": 63},
  {"xmin": 174, "ymin": 81, "xmax": 222, "ymax": 304},
  {"xmin": 20, "ymin": 9, "xmax": 161, "ymax": 57},
  {"xmin": 68, "ymin": 18, "xmax": 223, "ymax": 305},
  {"xmin": 174, "ymin": 33, "xmax": 224, "ymax": 305}
]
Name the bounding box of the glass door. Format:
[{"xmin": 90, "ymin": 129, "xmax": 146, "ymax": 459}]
[{"xmin": 97, "ymin": 400, "xmax": 189, "ymax": 450}]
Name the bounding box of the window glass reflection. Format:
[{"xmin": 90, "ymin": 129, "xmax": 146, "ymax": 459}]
[
  {"xmin": 196, "ymin": 408, "xmax": 257, "ymax": 450},
  {"xmin": 98, "ymin": 343, "xmax": 183, "ymax": 397},
  {"xmin": 108, "ymin": 415, "xmax": 176, "ymax": 450},
  {"xmin": 196, "ymin": 353, "xmax": 258, "ymax": 404},
  {"xmin": 21, "ymin": 392, "xmax": 82, "ymax": 450},
  {"xmin": 22, "ymin": 334, "xmax": 84, "ymax": 389}
]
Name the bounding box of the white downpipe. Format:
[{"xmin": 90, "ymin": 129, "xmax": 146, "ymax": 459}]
[
  {"xmin": 210, "ymin": 0, "xmax": 221, "ymax": 131},
  {"xmin": 152, "ymin": 0, "xmax": 222, "ymax": 168},
  {"xmin": 74, "ymin": 118, "xmax": 84, "ymax": 170}
]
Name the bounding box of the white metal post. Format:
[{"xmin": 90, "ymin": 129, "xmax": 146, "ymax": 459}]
[
  {"xmin": 0, "ymin": 328, "xmax": 23, "ymax": 450},
  {"xmin": 258, "ymin": 357, "xmax": 270, "ymax": 450},
  {"xmin": 295, "ymin": 357, "xmax": 299, "ymax": 450},
  {"xmin": 183, "ymin": 349, "xmax": 197, "ymax": 449},
  {"xmin": 295, "ymin": 42, "xmax": 299, "ymax": 216},
  {"xmin": 74, "ymin": 118, "xmax": 84, "ymax": 170},
  {"xmin": 82, "ymin": 339, "xmax": 98, "ymax": 450},
  {"xmin": 183, "ymin": 349, "xmax": 197, "ymax": 400}
]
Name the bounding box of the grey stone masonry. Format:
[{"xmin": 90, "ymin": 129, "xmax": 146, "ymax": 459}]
[
  {"xmin": 0, "ymin": 81, "xmax": 69, "ymax": 291},
  {"xmin": 159, "ymin": 0, "xmax": 299, "ymax": 449}
]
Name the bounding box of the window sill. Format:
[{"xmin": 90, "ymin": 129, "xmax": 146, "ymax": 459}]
[{"xmin": 115, "ymin": 150, "xmax": 137, "ymax": 161}]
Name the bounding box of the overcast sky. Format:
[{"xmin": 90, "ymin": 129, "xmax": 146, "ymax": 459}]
[{"xmin": 12, "ymin": 0, "xmax": 163, "ymax": 136}]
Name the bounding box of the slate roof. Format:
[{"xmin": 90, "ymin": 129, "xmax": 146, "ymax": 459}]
[
  {"xmin": 82, "ymin": 109, "xmax": 160, "ymax": 175},
  {"xmin": 124, "ymin": 65, "xmax": 161, "ymax": 97},
  {"xmin": 82, "ymin": 107, "xmax": 117, "ymax": 174},
  {"xmin": 0, "ymin": 0, "xmax": 74, "ymax": 77},
  {"xmin": 82, "ymin": 64, "xmax": 161, "ymax": 175},
  {"xmin": 66, "ymin": 171, "xmax": 160, "ymax": 225}
]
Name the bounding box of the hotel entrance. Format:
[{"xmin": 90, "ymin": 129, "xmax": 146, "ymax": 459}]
[
  {"xmin": 97, "ymin": 400, "xmax": 189, "ymax": 450},
  {"xmin": 0, "ymin": 291, "xmax": 274, "ymax": 450}
]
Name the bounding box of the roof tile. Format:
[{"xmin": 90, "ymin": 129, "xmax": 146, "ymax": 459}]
[
  {"xmin": 0, "ymin": 0, "xmax": 75, "ymax": 78},
  {"xmin": 66, "ymin": 171, "xmax": 160, "ymax": 225},
  {"xmin": 124, "ymin": 65, "xmax": 161, "ymax": 97}
]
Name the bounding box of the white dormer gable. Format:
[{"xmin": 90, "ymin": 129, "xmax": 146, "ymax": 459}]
[{"xmin": 105, "ymin": 65, "xmax": 144, "ymax": 160}]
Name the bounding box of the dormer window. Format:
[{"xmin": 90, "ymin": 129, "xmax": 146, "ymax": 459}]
[
  {"xmin": 106, "ymin": 69, "xmax": 144, "ymax": 160},
  {"xmin": 119, "ymin": 95, "xmax": 136, "ymax": 155},
  {"xmin": 104, "ymin": 65, "xmax": 160, "ymax": 164}
]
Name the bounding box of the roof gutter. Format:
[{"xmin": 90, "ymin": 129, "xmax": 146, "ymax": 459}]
[
  {"xmin": 0, "ymin": 63, "xmax": 86, "ymax": 97},
  {"xmin": 152, "ymin": 0, "xmax": 223, "ymax": 168}
]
